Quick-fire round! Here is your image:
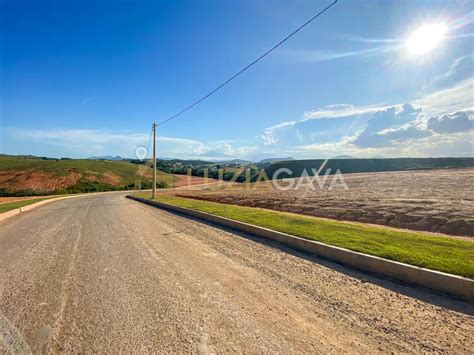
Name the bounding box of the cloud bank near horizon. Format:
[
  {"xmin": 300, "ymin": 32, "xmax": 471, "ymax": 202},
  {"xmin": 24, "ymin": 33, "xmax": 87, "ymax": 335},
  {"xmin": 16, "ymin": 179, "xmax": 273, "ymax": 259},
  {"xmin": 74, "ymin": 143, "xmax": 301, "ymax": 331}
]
[
  {"xmin": 2, "ymin": 58, "xmax": 473, "ymax": 161},
  {"xmin": 255, "ymin": 58, "xmax": 473, "ymax": 160}
]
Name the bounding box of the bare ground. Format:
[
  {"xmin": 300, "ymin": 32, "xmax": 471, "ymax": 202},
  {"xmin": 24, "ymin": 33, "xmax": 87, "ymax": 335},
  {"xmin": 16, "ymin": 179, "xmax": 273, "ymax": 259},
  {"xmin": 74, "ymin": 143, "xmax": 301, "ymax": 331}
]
[
  {"xmin": 176, "ymin": 169, "xmax": 474, "ymax": 237},
  {"xmin": 0, "ymin": 171, "xmax": 82, "ymax": 192},
  {"xmin": 171, "ymin": 174, "xmax": 219, "ymax": 188}
]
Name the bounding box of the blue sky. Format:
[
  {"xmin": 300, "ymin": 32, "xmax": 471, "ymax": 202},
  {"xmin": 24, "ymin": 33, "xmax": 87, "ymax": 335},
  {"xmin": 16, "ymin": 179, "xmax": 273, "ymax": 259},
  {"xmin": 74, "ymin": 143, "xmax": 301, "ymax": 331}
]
[{"xmin": 1, "ymin": 0, "xmax": 473, "ymax": 160}]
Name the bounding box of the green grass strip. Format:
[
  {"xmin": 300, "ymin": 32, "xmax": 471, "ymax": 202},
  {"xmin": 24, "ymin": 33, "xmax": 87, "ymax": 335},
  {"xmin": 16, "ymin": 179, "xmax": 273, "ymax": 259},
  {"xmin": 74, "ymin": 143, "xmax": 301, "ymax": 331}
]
[
  {"xmin": 0, "ymin": 197, "xmax": 54, "ymax": 213},
  {"xmin": 135, "ymin": 193, "xmax": 474, "ymax": 278}
]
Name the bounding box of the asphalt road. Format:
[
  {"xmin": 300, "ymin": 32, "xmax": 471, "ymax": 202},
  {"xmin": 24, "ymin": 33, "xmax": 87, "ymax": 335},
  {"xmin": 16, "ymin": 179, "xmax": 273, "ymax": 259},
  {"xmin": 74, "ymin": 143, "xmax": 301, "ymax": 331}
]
[{"xmin": 0, "ymin": 193, "xmax": 473, "ymax": 353}]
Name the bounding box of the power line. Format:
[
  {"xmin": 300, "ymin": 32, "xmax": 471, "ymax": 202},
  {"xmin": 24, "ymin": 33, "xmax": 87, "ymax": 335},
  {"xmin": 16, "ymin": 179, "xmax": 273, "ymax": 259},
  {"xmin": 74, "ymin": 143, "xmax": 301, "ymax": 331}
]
[
  {"xmin": 145, "ymin": 126, "xmax": 153, "ymax": 159},
  {"xmin": 156, "ymin": 0, "xmax": 338, "ymax": 127}
]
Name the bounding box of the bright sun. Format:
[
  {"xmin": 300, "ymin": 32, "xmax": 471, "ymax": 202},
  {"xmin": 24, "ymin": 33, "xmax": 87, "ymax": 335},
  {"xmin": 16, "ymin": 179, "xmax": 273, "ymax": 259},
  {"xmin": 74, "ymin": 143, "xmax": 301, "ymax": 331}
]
[{"xmin": 405, "ymin": 23, "xmax": 447, "ymax": 56}]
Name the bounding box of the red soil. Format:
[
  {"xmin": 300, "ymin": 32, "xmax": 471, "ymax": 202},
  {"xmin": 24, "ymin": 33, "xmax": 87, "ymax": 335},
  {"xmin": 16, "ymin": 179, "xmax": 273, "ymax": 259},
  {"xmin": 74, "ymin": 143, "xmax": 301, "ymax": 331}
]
[{"xmin": 0, "ymin": 170, "xmax": 82, "ymax": 192}]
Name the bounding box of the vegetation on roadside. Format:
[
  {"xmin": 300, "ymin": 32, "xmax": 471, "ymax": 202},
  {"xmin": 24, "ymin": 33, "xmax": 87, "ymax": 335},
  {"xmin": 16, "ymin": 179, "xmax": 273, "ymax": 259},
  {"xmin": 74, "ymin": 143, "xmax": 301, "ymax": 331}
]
[
  {"xmin": 0, "ymin": 197, "xmax": 53, "ymax": 213},
  {"xmin": 154, "ymin": 159, "xmax": 259, "ymax": 182},
  {"xmin": 134, "ymin": 193, "xmax": 474, "ymax": 278}
]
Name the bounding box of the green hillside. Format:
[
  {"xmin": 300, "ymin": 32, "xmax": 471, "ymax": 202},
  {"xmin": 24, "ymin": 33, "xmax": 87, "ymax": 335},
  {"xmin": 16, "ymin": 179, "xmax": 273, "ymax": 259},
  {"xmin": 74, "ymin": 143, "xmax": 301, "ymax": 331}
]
[{"xmin": 0, "ymin": 155, "xmax": 174, "ymax": 196}]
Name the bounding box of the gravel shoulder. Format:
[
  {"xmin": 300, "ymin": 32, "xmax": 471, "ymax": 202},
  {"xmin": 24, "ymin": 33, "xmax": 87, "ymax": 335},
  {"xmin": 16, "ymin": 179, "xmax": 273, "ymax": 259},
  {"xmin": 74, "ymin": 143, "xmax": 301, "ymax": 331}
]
[{"xmin": 0, "ymin": 193, "xmax": 472, "ymax": 353}]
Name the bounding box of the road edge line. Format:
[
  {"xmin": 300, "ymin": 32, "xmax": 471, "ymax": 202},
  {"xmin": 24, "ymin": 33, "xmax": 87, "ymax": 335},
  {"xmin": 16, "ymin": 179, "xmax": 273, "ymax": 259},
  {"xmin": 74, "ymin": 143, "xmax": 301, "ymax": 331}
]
[{"xmin": 127, "ymin": 195, "xmax": 474, "ymax": 302}]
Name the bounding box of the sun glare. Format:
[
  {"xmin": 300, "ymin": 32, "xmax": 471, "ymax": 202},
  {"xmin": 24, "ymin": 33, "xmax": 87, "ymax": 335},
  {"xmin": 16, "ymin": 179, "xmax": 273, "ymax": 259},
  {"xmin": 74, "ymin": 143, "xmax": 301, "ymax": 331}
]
[{"xmin": 405, "ymin": 23, "xmax": 447, "ymax": 56}]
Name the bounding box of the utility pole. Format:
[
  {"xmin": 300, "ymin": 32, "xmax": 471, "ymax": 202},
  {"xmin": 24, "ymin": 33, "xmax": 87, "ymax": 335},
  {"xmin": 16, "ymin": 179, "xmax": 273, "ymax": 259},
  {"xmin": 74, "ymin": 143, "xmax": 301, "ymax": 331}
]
[{"xmin": 152, "ymin": 122, "xmax": 157, "ymax": 199}]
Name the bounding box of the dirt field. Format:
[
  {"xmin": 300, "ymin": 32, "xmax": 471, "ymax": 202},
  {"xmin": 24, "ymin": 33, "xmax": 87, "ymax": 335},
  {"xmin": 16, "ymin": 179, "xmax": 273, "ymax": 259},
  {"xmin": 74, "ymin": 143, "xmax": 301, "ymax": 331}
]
[
  {"xmin": 176, "ymin": 169, "xmax": 474, "ymax": 237},
  {"xmin": 171, "ymin": 174, "xmax": 219, "ymax": 187},
  {"xmin": 0, "ymin": 170, "xmax": 82, "ymax": 192}
]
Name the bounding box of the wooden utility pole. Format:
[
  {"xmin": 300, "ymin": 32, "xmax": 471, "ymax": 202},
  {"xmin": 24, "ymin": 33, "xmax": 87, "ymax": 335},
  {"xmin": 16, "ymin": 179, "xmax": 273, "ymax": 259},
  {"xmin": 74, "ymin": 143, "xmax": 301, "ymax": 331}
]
[{"xmin": 152, "ymin": 122, "xmax": 157, "ymax": 199}]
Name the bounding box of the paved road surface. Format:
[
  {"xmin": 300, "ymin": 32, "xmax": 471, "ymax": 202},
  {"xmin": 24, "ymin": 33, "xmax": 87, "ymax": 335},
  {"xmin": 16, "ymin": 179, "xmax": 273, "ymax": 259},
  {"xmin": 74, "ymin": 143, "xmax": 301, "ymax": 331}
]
[{"xmin": 0, "ymin": 193, "xmax": 473, "ymax": 353}]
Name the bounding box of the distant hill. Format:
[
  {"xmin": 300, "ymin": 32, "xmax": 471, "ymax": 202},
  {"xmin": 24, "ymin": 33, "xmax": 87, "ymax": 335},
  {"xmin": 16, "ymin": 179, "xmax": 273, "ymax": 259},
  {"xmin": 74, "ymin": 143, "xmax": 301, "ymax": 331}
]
[
  {"xmin": 155, "ymin": 159, "xmax": 216, "ymax": 168},
  {"xmin": 256, "ymin": 157, "xmax": 474, "ymax": 180},
  {"xmin": 258, "ymin": 157, "xmax": 294, "ymax": 165},
  {"xmin": 331, "ymin": 155, "xmax": 357, "ymax": 159},
  {"xmin": 0, "ymin": 155, "xmax": 174, "ymax": 196},
  {"xmin": 220, "ymin": 159, "xmax": 253, "ymax": 165},
  {"xmin": 87, "ymin": 155, "xmax": 124, "ymax": 161}
]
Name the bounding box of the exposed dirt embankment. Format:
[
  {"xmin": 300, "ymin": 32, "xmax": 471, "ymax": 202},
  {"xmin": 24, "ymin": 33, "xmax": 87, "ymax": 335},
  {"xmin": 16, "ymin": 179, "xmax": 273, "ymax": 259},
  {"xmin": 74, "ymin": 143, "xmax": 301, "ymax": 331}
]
[
  {"xmin": 0, "ymin": 170, "xmax": 84, "ymax": 192},
  {"xmin": 0, "ymin": 170, "xmax": 218, "ymax": 195},
  {"xmin": 0, "ymin": 156, "xmax": 169, "ymax": 195},
  {"xmin": 177, "ymin": 169, "xmax": 474, "ymax": 237}
]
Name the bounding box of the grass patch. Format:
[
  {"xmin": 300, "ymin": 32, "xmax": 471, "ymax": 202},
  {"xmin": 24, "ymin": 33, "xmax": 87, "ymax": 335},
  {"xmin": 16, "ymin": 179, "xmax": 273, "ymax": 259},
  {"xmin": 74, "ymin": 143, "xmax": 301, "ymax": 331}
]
[
  {"xmin": 134, "ymin": 193, "xmax": 474, "ymax": 278},
  {"xmin": 0, "ymin": 197, "xmax": 53, "ymax": 213}
]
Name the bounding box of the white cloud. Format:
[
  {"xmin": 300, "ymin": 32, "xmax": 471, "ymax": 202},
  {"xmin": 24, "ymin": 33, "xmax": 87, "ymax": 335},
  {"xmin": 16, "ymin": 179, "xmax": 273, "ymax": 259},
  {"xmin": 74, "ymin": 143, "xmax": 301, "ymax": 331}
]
[
  {"xmin": 256, "ymin": 71, "xmax": 474, "ymax": 158},
  {"xmin": 313, "ymin": 125, "xmax": 471, "ymax": 159},
  {"xmin": 17, "ymin": 128, "xmax": 202, "ymax": 151},
  {"xmin": 190, "ymin": 141, "xmax": 257, "ymax": 159},
  {"xmin": 257, "ymin": 103, "xmax": 389, "ymax": 147},
  {"xmin": 282, "ymin": 45, "xmax": 400, "ymax": 62},
  {"xmin": 293, "ymin": 130, "xmax": 473, "ymax": 159},
  {"xmin": 411, "ymin": 132, "xmax": 474, "ymax": 157},
  {"xmin": 7, "ymin": 128, "xmax": 256, "ymax": 160},
  {"xmin": 5, "ymin": 54, "xmax": 473, "ymax": 161},
  {"xmin": 302, "ymin": 104, "xmax": 388, "ymax": 120},
  {"xmin": 352, "ymin": 103, "xmax": 426, "ymax": 148},
  {"xmin": 21, "ymin": 129, "xmax": 146, "ymax": 151},
  {"xmin": 427, "ymin": 110, "xmax": 474, "ymax": 133},
  {"xmin": 423, "ymin": 55, "xmax": 473, "ymax": 91},
  {"xmin": 256, "ymin": 132, "xmax": 278, "ymax": 147},
  {"xmin": 415, "ymin": 78, "xmax": 474, "ymax": 117},
  {"xmin": 379, "ymin": 123, "xmax": 431, "ymax": 141}
]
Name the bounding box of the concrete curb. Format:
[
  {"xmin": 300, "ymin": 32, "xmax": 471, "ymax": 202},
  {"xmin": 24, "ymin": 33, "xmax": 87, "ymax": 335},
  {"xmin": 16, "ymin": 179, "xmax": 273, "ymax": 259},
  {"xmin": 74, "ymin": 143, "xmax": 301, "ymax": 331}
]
[
  {"xmin": 0, "ymin": 190, "xmax": 137, "ymax": 222},
  {"xmin": 128, "ymin": 195, "xmax": 474, "ymax": 302},
  {"xmin": 0, "ymin": 195, "xmax": 83, "ymax": 222},
  {"xmin": 0, "ymin": 208, "xmax": 22, "ymax": 221}
]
